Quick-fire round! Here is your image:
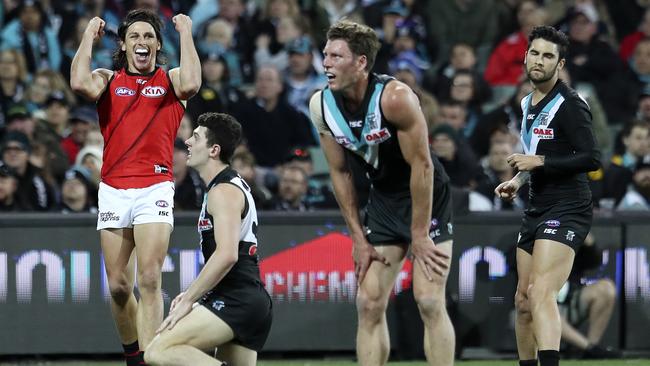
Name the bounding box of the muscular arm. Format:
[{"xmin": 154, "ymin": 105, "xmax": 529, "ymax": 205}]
[
  {"xmin": 70, "ymin": 17, "xmax": 112, "ymax": 101},
  {"xmin": 382, "ymin": 81, "xmax": 433, "ymax": 240},
  {"xmin": 543, "ymin": 98, "xmax": 601, "ymax": 175},
  {"xmin": 182, "ymin": 184, "xmax": 242, "ymax": 303},
  {"xmin": 308, "ymin": 92, "xmax": 365, "ymax": 242},
  {"xmin": 169, "ymin": 14, "xmax": 201, "ymax": 100}
]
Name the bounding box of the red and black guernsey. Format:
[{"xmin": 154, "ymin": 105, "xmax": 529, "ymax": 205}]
[{"xmin": 97, "ymin": 67, "xmax": 184, "ymax": 189}]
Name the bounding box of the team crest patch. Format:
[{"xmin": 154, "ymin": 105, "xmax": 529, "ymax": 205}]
[
  {"xmin": 141, "ymin": 86, "xmax": 167, "ymax": 98},
  {"xmin": 538, "ymin": 112, "xmax": 550, "ymax": 126}
]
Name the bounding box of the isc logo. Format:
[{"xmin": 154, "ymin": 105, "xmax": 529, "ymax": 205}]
[{"xmin": 141, "ymin": 86, "xmax": 167, "ymax": 98}]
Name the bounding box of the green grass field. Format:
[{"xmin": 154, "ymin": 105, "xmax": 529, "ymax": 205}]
[{"xmin": 1, "ymin": 360, "xmax": 649, "ymax": 366}]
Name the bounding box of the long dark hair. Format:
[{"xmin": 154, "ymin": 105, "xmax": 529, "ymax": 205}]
[{"xmin": 112, "ymin": 9, "xmax": 167, "ymax": 70}]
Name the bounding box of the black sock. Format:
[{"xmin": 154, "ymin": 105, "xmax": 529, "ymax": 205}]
[
  {"xmin": 122, "ymin": 341, "xmax": 141, "ymax": 366},
  {"xmin": 539, "ymin": 350, "xmax": 560, "ymax": 366},
  {"xmin": 519, "ymin": 359, "xmax": 538, "ymax": 366}
]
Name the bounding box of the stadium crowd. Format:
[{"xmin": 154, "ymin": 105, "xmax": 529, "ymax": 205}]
[{"xmin": 1, "ymin": 0, "xmax": 650, "ymax": 214}]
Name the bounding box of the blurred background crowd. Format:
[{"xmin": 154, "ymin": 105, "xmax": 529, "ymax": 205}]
[{"xmin": 2, "ymin": 0, "xmax": 650, "ymax": 215}]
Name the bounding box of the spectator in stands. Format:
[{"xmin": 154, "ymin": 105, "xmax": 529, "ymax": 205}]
[
  {"xmin": 285, "ymin": 36, "xmax": 327, "ymax": 119},
  {"xmin": 24, "ymin": 69, "xmax": 76, "ymax": 114},
  {"xmin": 566, "ymin": 3, "xmax": 630, "ymax": 123},
  {"xmin": 196, "ymin": 0, "xmax": 257, "ymax": 83},
  {"xmin": 41, "ymin": 91, "xmax": 71, "ymax": 138},
  {"xmin": 266, "ymin": 163, "xmax": 311, "ymax": 211},
  {"xmin": 0, "ymin": 164, "xmax": 24, "ymax": 212},
  {"xmin": 61, "ymin": 15, "xmax": 114, "ymax": 81},
  {"xmin": 186, "ymin": 51, "xmax": 245, "ymax": 122},
  {"xmin": 232, "ymin": 65, "xmax": 316, "ymax": 168},
  {"xmin": 0, "ymin": 49, "xmax": 28, "ymax": 129},
  {"xmin": 475, "ymin": 140, "xmax": 524, "ymax": 210},
  {"xmin": 424, "ymin": 0, "xmax": 499, "ymax": 70},
  {"xmin": 636, "ymin": 85, "xmax": 650, "ymax": 124},
  {"xmin": 61, "ymin": 106, "xmax": 97, "ymax": 164},
  {"xmin": 254, "ymin": 15, "xmax": 305, "ymax": 71},
  {"xmin": 430, "ymin": 123, "xmax": 482, "ymax": 189},
  {"xmin": 389, "ymin": 50, "xmax": 439, "ymax": 133},
  {"xmin": 283, "ymin": 146, "xmax": 337, "ymax": 209},
  {"xmin": 196, "ymin": 18, "xmax": 244, "ymax": 87},
  {"xmin": 445, "ymin": 70, "xmax": 488, "ymax": 143},
  {"xmin": 60, "ymin": 165, "xmax": 97, "ymax": 213},
  {"xmin": 604, "ymin": 121, "xmax": 650, "ymax": 205},
  {"xmin": 231, "ymin": 150, "xmax": 273, "ymax": 208},
  {"xmin": 172, "ymin": 138, "xmax": 204, "ymax": 211},
  {"xmin": 0, "ymin": 0, "xmax": 62, "ymax": 73},
  {"xmin": 75, "ymin": 145, "xmax": 102, "ymax": 191},
  {"xmin": 616, "ymin": 158, "xmax": 650, "ymax": 210},
  {"xmin": 558, "ymin": 233, "xmax": 621, "ymax": 359},
  {"xmin": 629, "ymin": 37, "xmax": 650, "ymax": 87},
  {"xmin": 432, "ymin": 42, "xmax": 492, "ymax": 106},
  {"xmin": 1, "ymin": 131, "xmax": 55, "ymax": 211},
  {"xmin": 484, "ymin": 1, "xmax": 547, "ymax": 87},
  {"xmin": 472, "ymin": 79, "xmax": 532, "ymax": 158},
  {"xmin": 619, "ymin": 8, "xmax": 650, "ymax": 62},
  {"xmin": 4, "ymin": 104, "xmax": 36, "ymax": 141}
]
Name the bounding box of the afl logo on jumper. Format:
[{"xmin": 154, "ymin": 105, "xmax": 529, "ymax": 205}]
[
  {"xmin": 141, "ymin": 86, "xmax": 167, "ymax": 98},
  {"xmin": 155, "ymin": 200, "xmax": 169, "ymax": 208},
  {"xmin": 115, "ymin": 87, "xmax": 136, "ymax": 96},
  {"xmin": 364, "ymin": 127, "xmax": 391, "ymax": 143}
]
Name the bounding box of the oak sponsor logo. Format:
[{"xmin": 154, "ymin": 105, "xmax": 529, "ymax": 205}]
[
  {"xmin": 364, "ymin": 128, "xmax": 391, "ymax": 144},
  {"xmin": 533, "ymin": 127, "xmax": 554, "ymax": 139},
  {"xmin": 198, "ymin": 218, "xmax": 213, "ymax": 231},
  {"xmin": 115, "ymin": 87, "xmax": 135, "ymax": 96},
  {"xmin": 141, "ymin": 86, "xmax": 167, "ymax": 98}
]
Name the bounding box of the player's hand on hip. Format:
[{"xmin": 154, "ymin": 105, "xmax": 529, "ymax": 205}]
[
  {"xmin": 411, "ymin": 236, "xmax": 450, "ymax": 281},
  {"xmin": 353, "ymin": 241, "xmax": 389, "ymax": 285},
  {"xmin": 157, "ymin": 297, "xmax": 192, "ymax": 333},
  {"xmin": 85, "ymin": 17, "xmax": 105, "ymax": 41},
  {"xmin": 172, "ymin": 14, "xmax": 192, "ymax": 34},
  {"xmin": 506, "ymin": 153, "xmax": 543, "ymax": 171},
  {"xmin": 495, "ymin": 179, "xmax": 520, "ymax": 201}
]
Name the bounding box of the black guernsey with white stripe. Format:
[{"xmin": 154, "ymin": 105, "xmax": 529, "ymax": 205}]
[
  {"xmin": 520, "ymin": 80, "xmax": 601, "ymax": 206},
  {"xmin": 320, "ymin": 73, "xmax": 450, "ymax": 196},
  {"xmin": 197, "ymin": 167, "xmax": 261, "ymax": 288}
]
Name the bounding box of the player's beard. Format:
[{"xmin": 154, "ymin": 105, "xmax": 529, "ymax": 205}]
[{"xmin": 526, "ymin": 62, "xmax": 559, "ymax": 84}]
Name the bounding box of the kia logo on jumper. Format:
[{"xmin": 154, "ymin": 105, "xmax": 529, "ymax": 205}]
[
  {"xmin": 115, "ymin": 87, "xmax": 135, "ymax": 96},
  {"xmin": 141, "ymin": 86, "xmax": 166, "ymax": 98},
  {"xmin": 155, "ymin": 200, "xmax": 169, "ymax": 208}
]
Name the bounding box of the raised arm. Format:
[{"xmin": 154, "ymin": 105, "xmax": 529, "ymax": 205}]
[
  {"xmin": 70, "ymin": 17, "xmax": 112, "ymax": 101},
  {"xmin": 168, "ymin": 14, "xmax": 201, "ymax": 100},
  {"xmin": 158, "ymin": 184, "xmax": 242, "ymax": 331}
]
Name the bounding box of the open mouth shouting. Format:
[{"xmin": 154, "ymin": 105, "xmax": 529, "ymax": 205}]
[{"xmin": 134, "ymin": 47, "xmax": 151, "ymax": 64}]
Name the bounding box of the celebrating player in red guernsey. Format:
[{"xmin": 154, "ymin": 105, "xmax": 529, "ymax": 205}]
[{"xmin": 70, "ymin": 9, "xmax": 200, "ymax": 366}]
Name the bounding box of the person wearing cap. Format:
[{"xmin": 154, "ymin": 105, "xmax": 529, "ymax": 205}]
[
  {"xmin": 310, "ymin": 20, "xmax": 455, "ymax": 366},
  {"xmin": 42, "ymin": 91, "xmax": 72, "ymax": 137},
  {"xmin": 172, "ymin": 137, "xmax": 205, "ymax": 210},
  {"xmin": 4, "ymin": 104, "xmax": 36, "ymax": 140},
  {"xmin": 616, "ymin": 158, "xmax": 650, "ymax": 210},
  {"xmin": 1, "ymin": 131, "xmax": 55, "ymax": 211},
  {"xmin": 0, "ymin": 164, "xmax": 24, "ymax": 212},
  {"xmin": 285, "ymin": 36, "xmax": 327, "ymax": 119},
  {"xmin": 70, "ymin": 8, "xmax": 201, "ymax": 364},
  {"xmin": 60, "ymin": 165, "xmax": 97, "ymax": 213},
  {"xmin": 566, "ymin": 3, "xmax": 628, "ymax": 123},
  {"xmin": 495, "ymin": 26, "xmax": 602, "ymax": 366},
  {"xmin": 60, "ymin": 106, "xmax": 98, "ymax": 164}
]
